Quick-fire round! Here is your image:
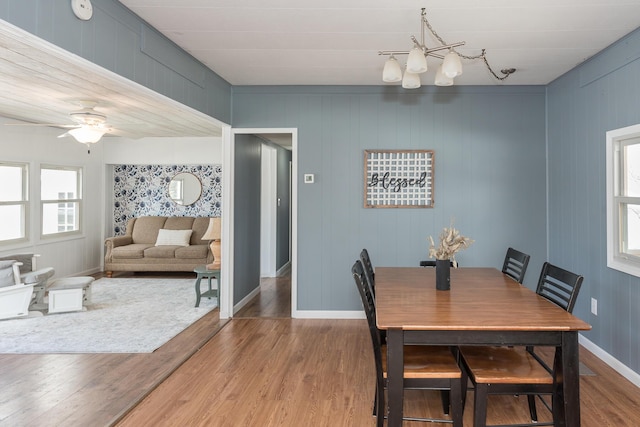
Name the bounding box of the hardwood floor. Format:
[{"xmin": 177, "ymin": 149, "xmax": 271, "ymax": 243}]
[
  {"xmin": 118, "ymin": 318, "xmax": 374, "ymax": 427},
  {"xmin": 2, "ymin": 270, "xmax": 639, "ymax": 426},
  {"xmin": 117, "ymin": 317, "xmax": 640, "ymax": 427},
  {"xmin": 235, "ymin": 273, "xmax": 291, "ymax": 318},
  {"xmin": 0, "ymin": 271, "xmax": 227, "ymax": 427}
]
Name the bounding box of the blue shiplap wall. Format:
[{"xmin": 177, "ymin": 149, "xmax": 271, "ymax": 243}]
[
  {"xmin": 547, "ymin": 28, "xmax": 640, "ymax": 374},
  {"xmin": 0, "ymin": 0, "xmax": 232, "ymax": 124},
  {"xmin": 233, "ymin": 135, "xmax": 262, "ymax": 305},
  {"xmin": 233, "ymin": 86, "xmax": 548, "ymax": 311}
]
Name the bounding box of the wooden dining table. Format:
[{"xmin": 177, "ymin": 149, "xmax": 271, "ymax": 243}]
[{"xmin": 375, "ymin": 267, "xmax": 591, "ymax": 427}]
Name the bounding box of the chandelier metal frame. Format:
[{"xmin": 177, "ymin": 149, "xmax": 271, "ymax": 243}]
[{"xmin": 378, "ymin": 8, "xmax": 516, "ymax": 87}]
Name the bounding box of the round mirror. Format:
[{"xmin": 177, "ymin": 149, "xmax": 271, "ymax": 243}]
[{"xmin": 168, "ymin": 173, "xmax": 202, "ymax": 206}]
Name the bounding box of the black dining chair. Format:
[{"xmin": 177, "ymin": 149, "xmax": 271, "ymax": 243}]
[
  {"xmin": 535, "ymin": 262, "xmax": 583, "ymax": 313},
  {"xmin": 458, "ymin": 262, "xmax": 584, "ymax": 427},
  {"xmin": 501, "ymin": 247, "xmax": 531, "ymax": 284},
  {"xmin": 360, "ymin": 248, "xmax": 376, "ymax": 297},
  {"xmin": 352, "ymin": 260, "xmax": 464, "ymax": 427}
]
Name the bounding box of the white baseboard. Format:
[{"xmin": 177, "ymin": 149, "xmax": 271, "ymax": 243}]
[
  {"xmin": 233, "ymin": 286, "xmax": 260, "ymax": 315},
  {"xmin": 79, "ymin": 267, "xmax": 102, "ymax": 276},
  {"xmin": 276, "ymin": 261, "xmax": 291, "ymax": 277},
  {"xmin": 579, "ymin": 334, "xmax": 640, "ymax": 388},
  {"xmin": 292, "ymin": 310, "xmax": 365, "ymax": 319}
]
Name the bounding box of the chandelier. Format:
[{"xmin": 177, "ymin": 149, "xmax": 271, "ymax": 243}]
[{"xmin": 378, "ymin": 8, "xmax": 516, "ymax": 88}]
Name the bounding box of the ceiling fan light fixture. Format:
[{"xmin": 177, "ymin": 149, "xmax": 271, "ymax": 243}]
[
  {"xmin": 382, "ymin": 56, "xmax": 403, "ymax": 82},
  {"xmin": 442, "ymin": 50, "xmax": 463, "ymax": 78},
  {"xmin": 69, "ymin": 111, "xmax": 107, "ymax": 126},
  {"xmin": 68, "ymin": 126, "xmax": 106, "ymax": 144},
  {"xmin": 406, "ymin": 47, "xmax": 428, "ymax": 73}
]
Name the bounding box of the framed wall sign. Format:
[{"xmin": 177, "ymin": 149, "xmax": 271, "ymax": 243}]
[{"xmin": 364, "ymin": 149, "xmax": 434, "ymax": 208}]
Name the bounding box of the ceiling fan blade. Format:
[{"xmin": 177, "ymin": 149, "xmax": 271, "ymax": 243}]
[
  {"xmin": 4, "ymin": 122, "xmax": 80, "ymax": 128},
  {"xmin": 5, "ymin": 122, "xmax": 62, "ymax": 126},
  {"xmin": 103, "ymin": 128, "xmax": 126, "ymax": 136}
]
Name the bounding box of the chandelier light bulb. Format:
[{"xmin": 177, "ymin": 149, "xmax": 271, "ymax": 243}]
[
  {"xmin": 402, "ymin": 69, "xmax": 421, "ymax": 89},
  {"xmin": 434, "ymin": 65, "xmax": 454, "ymax": 86},
  {"xmin": 442, "ymin": 50, "xmax": 463, "ymax": 78},
  {"xmin": 406, "ymin": 46, "xmax": 428, "ymax": 73},
  {"xmin": 382, "ymin": 56, "xmax": 403, "ymax": 82}
]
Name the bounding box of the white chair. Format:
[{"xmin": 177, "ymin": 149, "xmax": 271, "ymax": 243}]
[
  {"xmin": 46, "ymin": 276, "xmax": 94, "ymax": 313},
  {"xmin": 0, "ymin": 253, "xmax": 93, "ymax": 314},
  {"xmin": 0, "ymin": 253, "xmax": 55, "ymax": 312},
  {"xmin": 0, "ymin": 260, "xmax": 40, "ymax": 320}
]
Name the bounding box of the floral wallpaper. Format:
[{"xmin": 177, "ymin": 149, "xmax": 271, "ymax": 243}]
[{"xmin": 112, "ymin": 164, "xmax": 222, "ymax": 235}]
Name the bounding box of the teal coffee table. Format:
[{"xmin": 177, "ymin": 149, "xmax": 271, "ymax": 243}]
[{"xmin": 194, "ymin": 265, "xmax": 220, "ymax": 307}]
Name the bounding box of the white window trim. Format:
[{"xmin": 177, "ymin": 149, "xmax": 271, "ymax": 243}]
[
  {"xmin": 40, "ymin": 164, "xmax": 83, "ymax": 238},
  {"xmin": 0, "ymin": 161, "xmax": 29, "ymax": 245},
  {"xmin": 606, "ymin": 124, "xmax": 640, "ymax": 278}
]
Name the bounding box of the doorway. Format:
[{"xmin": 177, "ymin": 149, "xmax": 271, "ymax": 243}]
[{"xmin": 223, "ymin": 128, "xmax": 297, "ymax": 319}]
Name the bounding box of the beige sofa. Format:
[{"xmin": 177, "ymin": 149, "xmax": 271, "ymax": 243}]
[{"xmin": 104, "ymin": 216, "xmax": 213, "ymax": 277}]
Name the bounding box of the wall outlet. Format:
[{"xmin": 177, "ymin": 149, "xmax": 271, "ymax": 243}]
[{"xmin": 591, "ymin": 298, "xmax": 598, "ymax": 316}]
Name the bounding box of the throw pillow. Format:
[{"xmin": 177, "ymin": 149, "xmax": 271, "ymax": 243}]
[
  {"xmin": 0, "ymin": 260, "xmax": 17, "ymax": 288},
  {"xmin": 155, "ymin": 229, "xmax": 192, "ymax": 247}
]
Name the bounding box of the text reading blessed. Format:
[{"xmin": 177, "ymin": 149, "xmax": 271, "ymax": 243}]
[{"xmin": 368, "ymin": 172, "xmax": 428, "ymax": 192}]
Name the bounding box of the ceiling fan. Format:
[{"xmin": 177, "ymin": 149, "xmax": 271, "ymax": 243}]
[{"xmin": 5, "ymin": 101, "xmax": 114, "ymax": 144}]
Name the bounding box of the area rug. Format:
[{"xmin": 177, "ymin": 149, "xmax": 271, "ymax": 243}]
[{"xmin": 0, "ymin": 277, "xmax": 217, "ymax": 354}]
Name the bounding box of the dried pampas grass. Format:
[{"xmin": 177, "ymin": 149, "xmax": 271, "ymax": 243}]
[{"xmin": 428, "ymin": 222, "xmax": 474, "ymax": 261}]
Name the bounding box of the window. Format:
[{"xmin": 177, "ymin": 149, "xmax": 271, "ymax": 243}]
[
  {"xmin": 606, "ymin": 124, "xmax": 640, "ymax": 277},
  {"xmin": 0, "ymin": 162, "xmax": 28, "ymax": 244},
  {"xmin": 41, "ymin": 165, "xmax": 82, "ymax": 236}
]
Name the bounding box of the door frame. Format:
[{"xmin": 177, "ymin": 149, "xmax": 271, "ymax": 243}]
[
  {"xmin": 223, "ymin": 127, "xmax": 298, "ymax": 318},
  {"xmin": 260, "ymin": 144, "xmax": 277, "ymax": 277}
]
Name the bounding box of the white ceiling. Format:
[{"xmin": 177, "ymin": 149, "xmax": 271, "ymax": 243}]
[
  {"xmin": 119, "ymin": 0, "xmax": 640, "ymax": 86},
  {"xmin": 1, "ymin": 1, "xmax": 640, "ymax": 141}
]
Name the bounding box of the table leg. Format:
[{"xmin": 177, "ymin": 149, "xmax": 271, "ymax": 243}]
[
  {"xmin": 194, "ymin": 276, "xmax": 203, "ymax": 307},
  {"xmin": 386, "ymin": 328, "xmax": 404, "ymax": 427},
  {"xmin": 555, "ymin": 331, "xmax": 580, "ymax": 427},
  {"xmin": 207, "ymin": 276, "xmax": 212, "ymax": 298}
]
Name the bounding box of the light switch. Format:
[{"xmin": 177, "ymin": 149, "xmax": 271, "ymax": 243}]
[{"xmin": 304, "ymin": 174, "xmax": 315, "ymax": 184}]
